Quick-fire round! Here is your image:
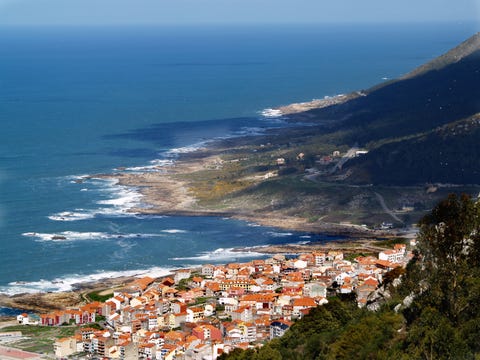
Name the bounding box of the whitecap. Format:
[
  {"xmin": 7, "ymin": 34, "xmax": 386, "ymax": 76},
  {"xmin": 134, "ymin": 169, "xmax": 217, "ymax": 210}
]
[
  {"xmin": 123, "ymin": 159, "xmax": 174, "ymax": 172},
  {"xmin": 48, "ymin": 211, "xmax": 95, "ymax": 221},
  {"xmin": 166, "ymin": 142, "xmax": 208, "ymax": 156},
  {"xmin": 0, "ymin": 267, "xmax": 174, "ymax": 295},
  {"xmin": 22, "ymin": 231, "xmax": 162, "ymax": 242},
  {"xmin": 295, "ymin": 241, "xmax": 311, "ymax": 245},
  {"xmin": 234, "ymin": 127, "xmax": 266, "ymax": 136},
  {"xmin": 170, "ymin": 247, "xmax": 264, "ymax": 262},
  {"xmin": 267, "ymin": 231, "xmax": 294, "ymax": 237},
  {"xmin": 49, "ymin": 178, "xmax": 144, "ymax": 221},
  {"xmin": 161, "ymin": 229, "xmax": 187, "ymax": 234},
  {"xmin": 260, "ymin": 108, "xmax": 283, "ymax": 118}
]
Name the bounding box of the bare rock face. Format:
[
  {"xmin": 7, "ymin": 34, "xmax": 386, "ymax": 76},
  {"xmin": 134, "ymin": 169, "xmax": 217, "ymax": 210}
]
[
  {"xmin": 366, "ymin": 286, "xmax": 392, "ymax": 312},
  {"xmin": 0, "ymin": 292, "xmax": 83, "ymax": 313}
]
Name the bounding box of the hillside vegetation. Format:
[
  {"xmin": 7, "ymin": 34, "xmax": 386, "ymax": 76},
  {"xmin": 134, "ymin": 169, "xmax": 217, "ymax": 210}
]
[
  {"xmin": 220, "ymin": 194, "xmax": 480, "ymax": 359},
  {"xmin": 127, "ymin": 33, "xmax": 480, "ymax": 230}
]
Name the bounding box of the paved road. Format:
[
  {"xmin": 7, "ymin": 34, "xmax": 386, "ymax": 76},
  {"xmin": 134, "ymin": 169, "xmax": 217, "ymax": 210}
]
[
  {"xmin": 329, "ymin": 146, "xmax": 359, "ymax": 174},
  {"xmin": 374, "ymin": 192, "xmax": 404, "ymax": 224}
]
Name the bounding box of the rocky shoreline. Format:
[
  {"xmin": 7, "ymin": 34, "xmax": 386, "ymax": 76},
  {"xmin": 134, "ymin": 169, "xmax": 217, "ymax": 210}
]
[
  {"xmin": 93, "ymin": 149, "xmax": 384, "ymax": 239},
  {"xmin": 0, "ymin": 230, "xmax": 412, "ymax": 316},
  {"xmin": 0, "ymin": 97, "xmax": 413, "ymax": 316}
]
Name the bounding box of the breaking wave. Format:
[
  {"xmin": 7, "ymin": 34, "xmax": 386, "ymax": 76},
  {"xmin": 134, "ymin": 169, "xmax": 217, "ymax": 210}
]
[{"xmin": 1, "ymin": 267, "xmax": 174, "ymax": 295}]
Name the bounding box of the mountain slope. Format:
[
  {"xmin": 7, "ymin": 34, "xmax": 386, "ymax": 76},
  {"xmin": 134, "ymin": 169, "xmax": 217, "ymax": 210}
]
[
  {"xmin": 347, "ymin": 113, "xmax": 480, "ymax": 184},
  {"xmin": 220, "ymin": 195, "xmax": 480, "ymax": 360},
  {"xmin": 309, "ymin": 44, "xmax": 480, "ymax": 145},
  {"xmin": 294, "ymin": 32, "xmax": 480, "ymax": 185}
]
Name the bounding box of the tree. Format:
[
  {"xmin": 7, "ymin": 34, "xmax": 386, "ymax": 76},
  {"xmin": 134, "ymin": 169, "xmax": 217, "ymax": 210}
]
[
  {"xmin": 401, "ymin": 193, "xmax": 480, "ymax": 359},
  {"xmin": 415, "ymin": 193, "xmax": 480, "ymax": 324}
]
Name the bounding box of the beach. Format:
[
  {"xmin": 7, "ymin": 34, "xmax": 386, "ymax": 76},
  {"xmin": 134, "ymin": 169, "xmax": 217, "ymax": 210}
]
[
  {"xmin": 0, "ymin": 104, "xmax": 411, "ymax": 314},
  {"xmin": 95, "ymin": 139, "xmax": 382, "ymax": 237},
  {"xmin": 0, "ymin": 233, "xmax": 406, "ymax": 315},
  {"xmin": 2, "ymin": 23, "xmax": 451, "ymax": 313}
]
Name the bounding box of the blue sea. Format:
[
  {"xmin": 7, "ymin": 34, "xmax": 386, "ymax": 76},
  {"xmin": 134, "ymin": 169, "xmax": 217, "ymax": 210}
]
[{"xmin": 0, "ymin": 23, "xmax": 477, "ymax": 309}]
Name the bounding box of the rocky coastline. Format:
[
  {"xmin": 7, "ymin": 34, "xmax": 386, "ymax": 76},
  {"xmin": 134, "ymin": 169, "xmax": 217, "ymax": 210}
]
[{"xmin": 0, "ymin": 97, "xmax": 413, "ymax": 317}]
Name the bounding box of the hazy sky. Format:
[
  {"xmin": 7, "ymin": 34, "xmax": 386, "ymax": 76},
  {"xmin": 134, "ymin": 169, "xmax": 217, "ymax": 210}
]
[{"xmin": 0, "ymin": 0, "xmax": 479, "ymax": 26}]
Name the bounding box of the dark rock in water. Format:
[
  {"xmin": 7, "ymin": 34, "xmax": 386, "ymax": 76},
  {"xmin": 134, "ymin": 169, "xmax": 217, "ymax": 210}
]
[
  {"xmin": 51, "ymin": 235, "xmax": 67, "ymax": 240},
  {"xmin": 74, "ymin": 179, "xmax": 84, "ymax": 183}
]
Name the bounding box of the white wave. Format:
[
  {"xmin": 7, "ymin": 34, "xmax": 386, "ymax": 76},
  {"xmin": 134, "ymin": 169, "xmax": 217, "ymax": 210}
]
[
  {"xmin": 80, "ymin": 188, "xmax": 88, "ymax": 192},
  {"xmin": 0, "ymin": 267, "xmax": 174, "ymax": 295},
  {"xmin": 267, "ymin": 231, "xmax": 294, "ymax": 237},
  {"xmin": 66, "ymin": 174, "xmax": 90, "ymax": 184},
  {"xmin": 234, "ymin": 127, "xmax": 266, "ymax": 136},
  {"xmin": 123, "ymin": 159, "xmax": 174, "ymax": 172},
  {"xmin": 96, "ymin": 185, "xmax": 142, "ymax": 207},
  {"xmin": 22, "ymin": 231, "xmax": 162, "ymax": 242},
  {"xmin": 161, "ymin": 229, "xmax": 187, "ymax": 234},
  {"xmin": 166, "ymin": 142, "xmax": 208, "ymax": 156},
  {"xmin": 170, "ymin": 247, "xmax": 264, "ymax": 262},
  {"xmin": 300, "ymin": 235, "xmax": 312, "ymax": 239},
  {"xmin": 295, "ymin": 241, "xmax": 311, "ymax": 245},
  {"xmin": 48, "ymin": 211, "xmax": 94, "ymax": 221},
  {"xmin": 50, "ymin": 178, "xmax": 144, "ymax": 221},
  {"xmin": 133, "ymin": 214, "xmax": 167, "ymax": 220},
  {"xmin": 260, "ymin": 108, "xmax": 283, "ymax": 118}
]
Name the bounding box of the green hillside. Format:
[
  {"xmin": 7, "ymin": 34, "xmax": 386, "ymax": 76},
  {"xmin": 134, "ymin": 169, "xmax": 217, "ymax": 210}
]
[
  {"xmin": 347, "ymin": 114, "xmax": 480, "ymax": 184},
  {"xmin": 293, "ymin": 34, "xmax": 480, "ymax": 185},
  {"xmin": 220, "ymin": 194, "xmax": 480, "ymax": 359}
]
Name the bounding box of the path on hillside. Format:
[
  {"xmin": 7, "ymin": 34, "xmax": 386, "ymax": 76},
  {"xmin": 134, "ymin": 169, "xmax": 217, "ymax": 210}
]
[
  {"xmin": 374, "ymin": 192, "xmax": 404, "ymax": 224},
  {"xmin": 329, "ymin": 146, "xmax": 359, "ymax": 174}
]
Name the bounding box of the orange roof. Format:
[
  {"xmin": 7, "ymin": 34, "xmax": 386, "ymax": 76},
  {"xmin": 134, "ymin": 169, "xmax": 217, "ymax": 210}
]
[
  {"xmin": 164, "ymin": 330, "xmax": 185, "ymax": 341},
  {"xmin": 140, "ymin": 343, "xmax": 156, "ymax": 348},
  {"xmin": 363, "ymin": 278, "xmax": 379, "ymax": 287},
  {"xmin": 241, "ymin": 293, "xmax": 276, "ymax": 302},
  {"xmin": 292, "ymin": 297, "xmax": 317, "ymax": 307}
]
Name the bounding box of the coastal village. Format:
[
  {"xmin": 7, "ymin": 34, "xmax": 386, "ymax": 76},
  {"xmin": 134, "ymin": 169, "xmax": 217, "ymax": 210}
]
[{"xmin": 9, "ymin": 242, "xmax": 414, "ymax": 360}]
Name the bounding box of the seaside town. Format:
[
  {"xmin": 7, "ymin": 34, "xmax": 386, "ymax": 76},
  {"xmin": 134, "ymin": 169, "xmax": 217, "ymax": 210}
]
[{"xmin": 6, "ymin": 241, "xmax": 414, "ymax": 360}]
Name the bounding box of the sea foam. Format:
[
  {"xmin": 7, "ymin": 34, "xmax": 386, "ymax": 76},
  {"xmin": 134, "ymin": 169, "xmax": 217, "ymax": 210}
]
[
  {"xmin": 49, "ymin": 178, "xmax": 143, "ymax": 222},
  {"xmin": 260, "ymin": 108, "xmax": 283, "ymax": 118},
  {"xmin": 1, "ymin": 267, "xmax": 174, "ymax": 295},
  {"xmin": 169, "ymin": 247, "xmax": 264, "ymax": 262},
  {"xmin": 161, "ymin": 229, "xmax": 188, "ymax": 234},
  {"xmin": 266, "ymin": 231, "xmax": 294, "ymax": 237},
  {"xmin": 22, "ymin": 231, "xmax": 162, "ymax": 242},
  {"xmin": 122, "ymin": 159, "xmax": 174, "ymax": 173}
]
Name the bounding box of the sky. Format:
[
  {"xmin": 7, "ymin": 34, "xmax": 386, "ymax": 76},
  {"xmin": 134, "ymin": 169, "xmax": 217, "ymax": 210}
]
[{"xmin": 0, "ymin": 0, "xmax": 479, "ymax": 26}]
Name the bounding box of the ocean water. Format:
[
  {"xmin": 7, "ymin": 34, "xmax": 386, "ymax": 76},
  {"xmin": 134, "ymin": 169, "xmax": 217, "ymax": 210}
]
[{"xmin": 0, "ymin": 23, "xmax": 477, "ymax": 305}]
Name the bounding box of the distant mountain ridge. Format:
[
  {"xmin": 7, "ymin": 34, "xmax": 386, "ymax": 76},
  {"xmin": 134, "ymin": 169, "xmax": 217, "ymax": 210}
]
[
  {"xmin": 401, "ymin": 32, "xmax": 480, "ymax": 79},
  {"xmin": 302, "ymin": 32, "xmax": 480, "ymax": 185},
  {"xmin": 140, "ymin": 32, "xmax": 480, "ymax": 231}
]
